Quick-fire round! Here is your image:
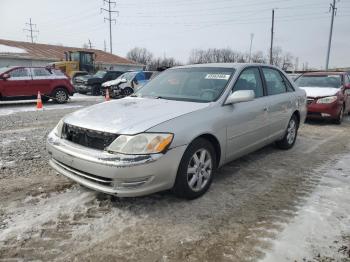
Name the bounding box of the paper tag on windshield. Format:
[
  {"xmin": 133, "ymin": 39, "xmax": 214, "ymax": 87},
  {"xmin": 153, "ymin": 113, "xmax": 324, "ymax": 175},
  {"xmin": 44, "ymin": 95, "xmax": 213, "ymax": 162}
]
[{"xmin": 205, "ymin": 74, "xmax": 230, "ymax": 80}]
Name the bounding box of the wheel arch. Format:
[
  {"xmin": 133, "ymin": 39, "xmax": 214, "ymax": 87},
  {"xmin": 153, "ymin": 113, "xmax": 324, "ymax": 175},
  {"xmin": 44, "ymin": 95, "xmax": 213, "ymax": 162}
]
[{"xmin": 190, "ymin": 133, "xmax": 221, "ymax": 168}]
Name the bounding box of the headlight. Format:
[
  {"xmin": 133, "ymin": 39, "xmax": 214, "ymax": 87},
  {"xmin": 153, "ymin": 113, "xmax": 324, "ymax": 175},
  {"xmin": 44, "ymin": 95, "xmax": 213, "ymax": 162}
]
[
  {"xmin": 316, "ymin": 96, "xmax": 337, "ymax": 104},
  {"xmin": 54, "ymin": 119, "xmax": 64, "ymax": 138},
  {"xmin": 107, "ymin": 133, "xmax": 173, "ymax": 155}
]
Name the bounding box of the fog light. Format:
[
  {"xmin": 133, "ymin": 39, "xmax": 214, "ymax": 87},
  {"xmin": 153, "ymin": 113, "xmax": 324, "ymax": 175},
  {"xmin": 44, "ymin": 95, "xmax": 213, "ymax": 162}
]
[{"xmin": 112, "ymin": 176, "xmax": 153, "ymax": 189}]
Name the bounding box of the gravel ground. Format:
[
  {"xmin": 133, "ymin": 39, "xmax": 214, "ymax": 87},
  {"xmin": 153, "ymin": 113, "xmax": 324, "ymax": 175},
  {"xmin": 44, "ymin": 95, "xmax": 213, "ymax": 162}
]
[{"xmin": 0, "ymin": 98, "xmax": 350, "ymax": 261}]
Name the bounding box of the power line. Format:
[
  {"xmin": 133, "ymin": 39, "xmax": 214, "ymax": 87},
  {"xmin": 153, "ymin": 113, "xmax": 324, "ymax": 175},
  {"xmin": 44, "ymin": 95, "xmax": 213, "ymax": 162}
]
[
  {"xmin": 325, "ymin": 0, "xmax": 338, "ymax": 70},
  {"xmin": 101, "ymin": 0, "xmax": 119, "ymax": 54},
  {"xmin": 23, "ymin": 18, "xmax": 39, "ymax": 43}
]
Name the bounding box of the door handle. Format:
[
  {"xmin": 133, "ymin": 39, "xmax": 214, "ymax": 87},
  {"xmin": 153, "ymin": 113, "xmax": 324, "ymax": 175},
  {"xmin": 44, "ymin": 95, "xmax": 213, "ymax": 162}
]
[{"xmin": 263, "ymin": 107, "xmax": 269, "ymax": 112}]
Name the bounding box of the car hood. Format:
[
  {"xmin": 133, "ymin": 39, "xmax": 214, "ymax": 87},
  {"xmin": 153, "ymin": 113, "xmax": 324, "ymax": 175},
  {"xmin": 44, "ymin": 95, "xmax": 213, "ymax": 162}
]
[
  {"xmin": 63, "ymin": 97, "xmax": 209, "ymax": 134},
  {"xmin": 102, "ymin": 78, "xmax": 123, "ymax": 87},
  {"xmin": 299, "ymin": 86, "xmax": 340, "ymax": 98}
]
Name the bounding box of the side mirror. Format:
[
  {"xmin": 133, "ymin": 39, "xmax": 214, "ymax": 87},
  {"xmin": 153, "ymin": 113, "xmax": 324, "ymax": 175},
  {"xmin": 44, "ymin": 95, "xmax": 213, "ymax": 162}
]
[
  {"xmin": 120, "ymin": 78, "xmax": 127, "ymax": 83},
  {"xmin": 225, "ymin": 90, "xmax": 255, "ymax": 105},
  {"xmin": 344, "ymin": 84, "xmax": 350, "ymax": 90},
  {"xmin": 1, "ymin": 73, "xmax": 10, "ymax": 80}
]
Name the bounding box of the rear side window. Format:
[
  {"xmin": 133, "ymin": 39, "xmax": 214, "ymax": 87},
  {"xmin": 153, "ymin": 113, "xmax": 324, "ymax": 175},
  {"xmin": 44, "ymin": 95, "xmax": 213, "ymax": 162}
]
[
  {"xmin": 233, "ymin": 67, "xmax": 264, "ymax": 98},
  {"xmin": 9, "ymin": 68, "xmax": 29, "ymax": 78},
  {"xmin": 262, "ymin": 68, "xmax": 287, "ymax": 95},
  {"xmin": 345, "ymin": 74, "xmax": 350, "ymax": 85},
  {"xmin": 33, "ymin": 68, "xmax": 51, "ymax": 77}
]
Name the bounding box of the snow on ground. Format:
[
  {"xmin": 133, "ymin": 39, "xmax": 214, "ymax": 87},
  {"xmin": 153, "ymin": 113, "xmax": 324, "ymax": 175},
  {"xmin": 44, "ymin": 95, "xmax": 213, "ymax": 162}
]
[
  {"xmin": 261, "ymin": 153, "xmax": 350, "ymax": 261},
  {"xmin": 0, "ymin": 44, "xmax": 27, "ymax": 54},
  {"xmin": 0, "ymin": 104, "xmax": 83, "ymax": 116},
  {"xmin": 70, "ymin": 94, "xmax": 104, "ymax": 101}
]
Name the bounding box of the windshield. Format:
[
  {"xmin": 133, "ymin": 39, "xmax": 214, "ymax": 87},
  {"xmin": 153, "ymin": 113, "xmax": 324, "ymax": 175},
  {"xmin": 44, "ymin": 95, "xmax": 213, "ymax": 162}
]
[
  {"xmin": 93, "ymin": 70, "xmax": 107, "ymax": 78},
  {"xmin": 135, "ymin": 67, "xmax": 235, "ymax": 102},
  {"xmin": 0, "ymin": 67, "xmax": 10, "ymax": 75},
  {"xmin": 296, "ymin": 75, "xmax": 342, "ymax": 88},
  {"xmin": 120, "ymin": 72, "xmax": 137, "ymax": 81}
]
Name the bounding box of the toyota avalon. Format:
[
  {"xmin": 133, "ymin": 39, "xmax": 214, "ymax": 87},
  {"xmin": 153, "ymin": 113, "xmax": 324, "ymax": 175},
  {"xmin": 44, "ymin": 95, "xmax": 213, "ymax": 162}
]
[{"xmin": 47, "ymin": 63, "xmax": 307, "ymax": 199}]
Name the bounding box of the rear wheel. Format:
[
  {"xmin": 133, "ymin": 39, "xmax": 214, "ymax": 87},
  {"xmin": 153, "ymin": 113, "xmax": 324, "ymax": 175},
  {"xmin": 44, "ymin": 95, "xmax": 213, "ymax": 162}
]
[
  {"xmin": 53, "ymin": 88, "xmax": 68, "ymax": 104},
  {"xmin": 173, "ymin": 138, "xmax": 216, "ymax": 199},
  {"xmin": 276, "ymin": 114, "xmax": 298, "ymax": 150},
  {"xmin": 334, "ymin": 106, "xmax": 344, "ymax": 125}
]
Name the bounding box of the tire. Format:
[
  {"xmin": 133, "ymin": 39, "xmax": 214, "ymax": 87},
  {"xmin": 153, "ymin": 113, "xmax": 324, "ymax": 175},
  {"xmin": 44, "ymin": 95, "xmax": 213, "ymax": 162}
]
[
  {"xmin": 121, "ymin": 87, "xmax": 134, "ymax": 97},
  {"xmin": 92, "ymin": 85, "xmax": 101, "ymax": 96},
  {"xmin": 334, "ymin": 106, "xmax": 344, "ymax": 125},
  {"xmin": 276, "ymin": 114, "xmax": 299, "ymax": 150},
  {"xmin": 173, "ymin": 138, "xmax": 216, "ymax": 199},
  {"xmin": 53, "ymin": 88, "xmax": 69, "ymax": 104},
  {"xmin": 41, "ymin": 96, "xmax": 50, "ymax": 103}
]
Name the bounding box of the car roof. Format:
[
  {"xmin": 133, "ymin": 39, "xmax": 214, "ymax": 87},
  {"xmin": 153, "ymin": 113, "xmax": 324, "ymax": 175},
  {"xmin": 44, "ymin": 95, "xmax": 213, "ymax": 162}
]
[
  {"xmin": 172, "ymin": 63, "xmax": 280, "ymax": 70},
  {"xmin": 302, "ymin": 71, "xmax": 346, "ymax": 76}
]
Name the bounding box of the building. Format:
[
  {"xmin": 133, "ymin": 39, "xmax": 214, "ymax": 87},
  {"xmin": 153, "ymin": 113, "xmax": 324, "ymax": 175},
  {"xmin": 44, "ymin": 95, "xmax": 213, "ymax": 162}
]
[{"xmin": 0, "ymin": 39, "xmax": 143, "ymax": 71}]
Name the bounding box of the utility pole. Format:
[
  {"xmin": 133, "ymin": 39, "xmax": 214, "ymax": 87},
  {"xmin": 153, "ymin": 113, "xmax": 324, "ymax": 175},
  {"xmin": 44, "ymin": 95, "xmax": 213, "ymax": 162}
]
[
  {"xmin": 325, "ymin": 0, "xmax": 337, "ymax": 70},
  {"xmin": 23, "ymin": 18, "xmax": 39, "ymax": 43},
  {"xmin": 101, "ymin": 0, "xmax": 118, "ymax": 54},
  {"xmin": 104, "ymin": 40, "xmax": 107, "ymax": 52},
  {"xmin": 269, "ymin": 9, "xmax": 275, "ymax": 65},
  {"xmin": 87, "ymin": 39, "xmax": 94, "ymax": 49},
  {"xmin": 249, "ymin": 33, "xmax": 254, "ymax": 63}
]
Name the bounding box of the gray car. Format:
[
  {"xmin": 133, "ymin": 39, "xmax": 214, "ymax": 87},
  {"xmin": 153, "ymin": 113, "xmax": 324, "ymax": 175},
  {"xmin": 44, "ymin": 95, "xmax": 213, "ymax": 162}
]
[{"xmin": 47, "ymin": 63, "xmax": 307, "ymax": 199}]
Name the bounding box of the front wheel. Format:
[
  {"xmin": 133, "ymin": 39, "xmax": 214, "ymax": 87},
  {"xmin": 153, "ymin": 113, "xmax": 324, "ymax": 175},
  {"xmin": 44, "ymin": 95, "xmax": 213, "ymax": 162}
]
[
  {"xmin": 276, "ymin": 114, "xmax": 298, "ymax": 150},
  {"xmin": 121, "ymin": 87, "xmax": 134, "ymax": 97},
  {"xmin": 334, "ymin": 106, "xmax": 344, "ymax": 125},
  {"xmin": 173, "ymin": 138, "xmax": 216, "ymax": 199},
  {"xmin": 53, "ymin": 88, "xmax": 69, "ymax": 104}
]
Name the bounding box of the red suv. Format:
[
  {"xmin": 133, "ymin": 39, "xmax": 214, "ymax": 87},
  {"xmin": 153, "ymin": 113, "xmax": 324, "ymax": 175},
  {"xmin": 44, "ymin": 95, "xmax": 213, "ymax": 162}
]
[
  {"xmin": 0, "ymin": 66, "xmax": 74, "ymax": 103},
  {"xmin": 295, "ymin": 71, "xmax": 350, "ymax": 124}
]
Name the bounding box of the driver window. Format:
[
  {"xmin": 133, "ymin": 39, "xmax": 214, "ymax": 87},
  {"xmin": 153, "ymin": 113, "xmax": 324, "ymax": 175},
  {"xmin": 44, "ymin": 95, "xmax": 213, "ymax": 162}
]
[{"xmin": 233, "ymin": 67, "xmax": 263, "ymax": 98}]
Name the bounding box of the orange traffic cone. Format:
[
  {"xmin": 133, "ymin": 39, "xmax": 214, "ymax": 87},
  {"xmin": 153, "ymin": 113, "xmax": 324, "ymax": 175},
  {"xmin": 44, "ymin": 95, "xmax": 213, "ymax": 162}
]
[
  {"xmin": 36, "ymin": 91, "xmax": 43, "ymax": 110},
  {"xmin": 105, "ymin": 88, "xmax": 110, "ymax": 101}
]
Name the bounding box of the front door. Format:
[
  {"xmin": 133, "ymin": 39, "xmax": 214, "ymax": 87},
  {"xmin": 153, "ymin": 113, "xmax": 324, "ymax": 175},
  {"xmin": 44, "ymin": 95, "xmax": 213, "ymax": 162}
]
[
  {"xmin": 225, "ymin": 67, "xmax": 270, "ymax": 161},
  {"xmin": 2, "ymin": 67, "xmax": 31, "ymax": 97}
]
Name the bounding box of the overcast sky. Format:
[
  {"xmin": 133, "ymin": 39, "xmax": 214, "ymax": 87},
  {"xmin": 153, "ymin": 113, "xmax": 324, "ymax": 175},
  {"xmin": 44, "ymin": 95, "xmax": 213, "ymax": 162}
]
[{"xmin": 0, "ymin": 0, "xmax": 349, "ymax": 69}]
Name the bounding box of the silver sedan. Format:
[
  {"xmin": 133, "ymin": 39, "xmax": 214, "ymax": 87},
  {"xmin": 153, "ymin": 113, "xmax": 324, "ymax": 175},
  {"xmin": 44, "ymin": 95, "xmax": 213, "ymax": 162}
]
[{"xmin": 47, "ymin": 63, "xmax": 307, "ymax": 199}]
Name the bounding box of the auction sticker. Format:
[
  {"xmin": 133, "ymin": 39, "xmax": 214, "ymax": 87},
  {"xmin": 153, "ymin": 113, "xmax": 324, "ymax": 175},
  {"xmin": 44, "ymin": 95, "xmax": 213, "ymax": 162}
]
[{"xmin": 205, "ymin": 73, "xmax": 231, "ymax": 80}]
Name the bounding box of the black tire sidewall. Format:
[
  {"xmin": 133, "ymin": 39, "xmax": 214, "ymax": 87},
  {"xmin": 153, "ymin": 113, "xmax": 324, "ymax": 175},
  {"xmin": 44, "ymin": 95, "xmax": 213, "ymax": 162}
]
[
  {"xmin": 122, "ymin": 87, "xmax": 133, "ymax": 96},
  {"xmin": 173, "ymin": 138, "xmax": 216, "ymax": 199},
  {"xmin": 276, "ymin": 115, "xmax": 298, "ymax": 150}
]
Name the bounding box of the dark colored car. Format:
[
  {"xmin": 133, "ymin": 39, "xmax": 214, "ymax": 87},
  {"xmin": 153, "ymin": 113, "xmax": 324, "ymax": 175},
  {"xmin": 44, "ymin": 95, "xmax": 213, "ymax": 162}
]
[
  {"xmin": 0, "ymin": 66, "xmax": 74, "ymax": 103},
  {"xmin": 74, "ymin": 70, "xmax": 125, "ymax": 95},
  {"xmin": 101, "ymin": 71, "xmax": 157, "ymax": 98},
  {"xmin": 295, "ymin": 71, "xmax": 350, "ymax": 124}
]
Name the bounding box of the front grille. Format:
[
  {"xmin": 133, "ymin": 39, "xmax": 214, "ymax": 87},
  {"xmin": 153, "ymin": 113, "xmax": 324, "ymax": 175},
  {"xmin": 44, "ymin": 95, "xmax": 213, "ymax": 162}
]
[{"xmin": 62, "ymin": 123, "xmax": 118, "ymax": 150}]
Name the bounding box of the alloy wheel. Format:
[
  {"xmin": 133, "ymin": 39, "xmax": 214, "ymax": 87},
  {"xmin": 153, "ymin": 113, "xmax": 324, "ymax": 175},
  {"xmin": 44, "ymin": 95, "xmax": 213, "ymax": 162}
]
[{"xmin": 186, "ymin": 149, "xmax": 212, "ymax": 192}]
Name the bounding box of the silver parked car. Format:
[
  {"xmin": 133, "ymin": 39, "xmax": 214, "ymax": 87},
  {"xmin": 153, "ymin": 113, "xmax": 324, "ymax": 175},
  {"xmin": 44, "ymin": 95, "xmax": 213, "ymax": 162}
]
[{"xmin": 47, "ymin": 63, "xmax": 307, "ymax": 199}]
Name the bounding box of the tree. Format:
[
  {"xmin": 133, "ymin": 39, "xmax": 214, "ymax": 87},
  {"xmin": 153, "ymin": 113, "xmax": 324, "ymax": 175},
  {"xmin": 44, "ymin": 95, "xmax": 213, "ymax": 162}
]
[{"xmin": 126, "ymin": 47, "xmax": 153, "ymax": 65}]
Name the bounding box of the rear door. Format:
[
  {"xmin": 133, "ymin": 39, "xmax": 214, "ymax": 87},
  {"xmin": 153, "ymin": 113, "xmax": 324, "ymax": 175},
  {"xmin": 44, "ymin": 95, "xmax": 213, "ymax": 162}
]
[
  {"xmin": 225, "ymin": 67, "xmax": 270, "ymax": 160},
  {"xmin": 30, "ymin": 67, "xmax": 53, "ymax": 96},
  {"xmin": 2, "ymin": 67, "xmax": 31, "ymax": 97},
  {"xmin": 261, "ymin": 67, "xmax": 296, "ymax": 139}
]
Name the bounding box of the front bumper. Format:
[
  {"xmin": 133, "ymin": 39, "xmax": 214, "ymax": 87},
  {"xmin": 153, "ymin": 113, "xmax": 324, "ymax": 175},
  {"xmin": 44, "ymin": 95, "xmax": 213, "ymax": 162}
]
[
  {"xmin": 46, "ymin": 132, "xmax": 186, "ymax": 197},
  {"xmin": 306, "ymin": 98, "xmax": 341, "ymax": 119},
  {"xmin": 74, "ymin": 84, "xmax": 91, "ymax": 92}
]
